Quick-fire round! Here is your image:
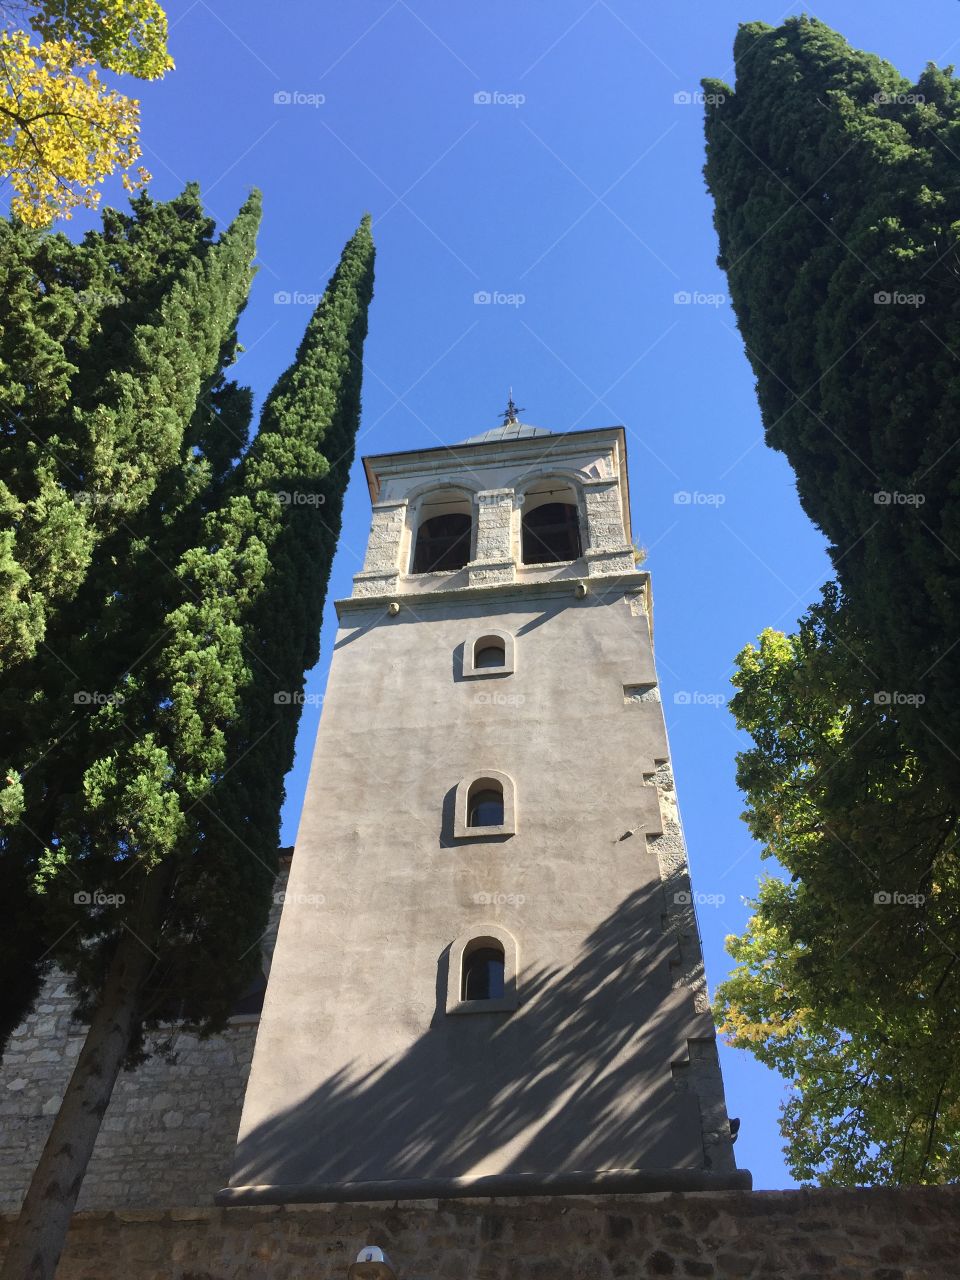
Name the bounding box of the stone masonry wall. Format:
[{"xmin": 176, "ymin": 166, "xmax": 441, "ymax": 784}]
[
  {"xmin": 1, "ymin": 1187, "xmax": 956, "ymax": 1280},
  {"xmin": 0, "ymin": 858, "xmax": 290, "ymax": 1212},
  {"xmin": 0, "ymin": 983, "xmax": 258, "ymax": 1213}
]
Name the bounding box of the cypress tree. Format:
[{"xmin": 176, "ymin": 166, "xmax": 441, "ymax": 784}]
[
  {"xmin": 0, "ymin": 184, "xmax": 259, "ymax": 672},
  {"xmin": 0, "ymin": 211, "xmax": 374, "ymax": 1280},
  {"xmin": 0, "ymin": 186, "xmax": 261, "ymax": 1043},
  {"xmin": 702, "ymin": 19, "xmax": 960, "ymax": 796}
]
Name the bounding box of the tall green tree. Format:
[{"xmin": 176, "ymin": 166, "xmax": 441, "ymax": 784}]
[
  {"xmin": 717, "ymin": 583, "xmax": 960, "ymax": 1184},
  {"xmin": 703, "ymin": 18, "xmax": 960, "ymax": 799},
  {"xmin": 0, "ymin": 184, "xmax": 260, "ymax": 1042},
  {"xmin": 0, "ymin": 207, "xmax": 375, "ymax": 1280},
  {"xmin": 0, "ymin": 183, "xmax": 257, "ymax": 674}
]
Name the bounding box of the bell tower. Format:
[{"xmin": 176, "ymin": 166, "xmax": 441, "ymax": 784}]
[{"xmin": 221, "ymin": 416, "xmax": 750, "ymax": 1203}]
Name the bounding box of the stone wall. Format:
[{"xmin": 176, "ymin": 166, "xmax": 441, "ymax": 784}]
[
  {"xmin": 0, "ymin": 994, "xmax": 258, "ymax": 1213},
  {"xmin": 0, "ymin": 858, "xmax": 289, "ymax": 1212},
  {"xmin": 1, "ymin": 1188, "xmax": 956, "ymax": 1279}
]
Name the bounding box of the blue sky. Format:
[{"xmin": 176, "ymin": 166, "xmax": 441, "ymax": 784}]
[{"xmin": 53, "ymin": 1, "xmax": 960, "ymax": 1188}]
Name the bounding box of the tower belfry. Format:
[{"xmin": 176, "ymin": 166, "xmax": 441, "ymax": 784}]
[{"xmin": 222, "ymin": 419, "xmax": 749, "ymax": 1203}]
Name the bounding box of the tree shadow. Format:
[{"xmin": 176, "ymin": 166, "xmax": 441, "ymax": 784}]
[{"xmin": 225, "ymin": 885, "xmax": 734, "ymax": 1196}]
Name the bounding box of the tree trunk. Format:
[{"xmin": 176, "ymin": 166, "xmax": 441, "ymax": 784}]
[{"xmin": 0, "ymin": 878, "xmax": 163, "ymax": 1280}]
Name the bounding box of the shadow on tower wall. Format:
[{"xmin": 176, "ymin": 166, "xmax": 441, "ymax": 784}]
[{"xmin": 225, "ymin": 884, "xmax": 728, "ymax": 1196}]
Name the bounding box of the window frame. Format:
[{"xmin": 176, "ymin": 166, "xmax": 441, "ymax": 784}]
[
  {"xmin": 453, "ymin": 770, "xmax": 516, "ymax": 839},
  {"xmin": 446, "ymin": 926, "xmax": 519, "ymax": 1016},
  {"xmin": 462, "ymin": 630, "xmax": 516, "ymax": 679}
]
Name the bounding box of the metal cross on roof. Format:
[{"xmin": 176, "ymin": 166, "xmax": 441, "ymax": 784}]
[{"xmin": 500, "ymin": 389, "xmax": 525, "ymax": 426}]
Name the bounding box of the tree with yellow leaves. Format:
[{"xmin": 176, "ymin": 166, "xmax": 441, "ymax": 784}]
[{"xmin": 0, "ymin": 0, "xmax": 172, "ymax": 226}]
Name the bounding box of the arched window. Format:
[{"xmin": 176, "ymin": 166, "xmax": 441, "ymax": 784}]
[
  {"xmin": 410, "ymin": 489, "xmax": 474, "ymax": 574},
  {"xmin": 462, "ymin": 941, "xmax": 506, "ymax": 1001},
  {"xmin": 520, "ymin": 480, "xmax": 582, "ymax": 564},
  {"xmin": 462, "ymin": 630, "xmax": 515, "ymax": 678},
  {"xmin": 468, "ymin": 781, "xmax": 504, "ymax": 827},
  {"xmin": 447, "ymin": 926, "xmax": 519, "ymax": 1015},
  {"xmin": 474, "ymin": 637, "xmax": 505, "ymax": 669},
  {"xmin": 453, "ymin": 770, "xmax": 517, "ymax": 838}
]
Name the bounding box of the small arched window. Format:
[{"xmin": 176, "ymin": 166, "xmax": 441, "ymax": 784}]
[
  {"xmin": 462, "ymin": 630, "xmax": 515, "ymax": 678},
  {"xmin": 468, "ymin": 781, "xmax": 504, "ymax": 827},
  {"xmin": 447, "ymin": 926, "xmax": 519, "ymax": 1015},
  {"xmin": 462, "ymin": 942, "xmax": 506, "ymax": 1001},
  {"xmin": 474, "ymin": 637, "xmax": 505, "ymax": 669},
  {"xmin": 453, "ymin": 770, "xmax": 516, "ymax": 838}
]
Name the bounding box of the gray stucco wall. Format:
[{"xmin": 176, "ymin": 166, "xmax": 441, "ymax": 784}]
[{"xmin": 228, "ymin": 571, "xmax": 740, "ymax": 1196}]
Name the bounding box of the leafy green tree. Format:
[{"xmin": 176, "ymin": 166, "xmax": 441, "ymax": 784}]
[
  {"xmin": 718, "ymin": 583, "xmax": 960, "ymax": 1184},
  {"xmin": 0, "ymin": 206, "xmax": 375, "ymax": 1280},
  {"xmin": 29, "ymin": 0, "xmax": 171, "ymax": 77},
  {"xmin": 703, "ymin": 18, "xmax": 960, "ymax": 799}
]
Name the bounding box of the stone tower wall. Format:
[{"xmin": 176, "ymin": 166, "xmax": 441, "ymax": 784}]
[{"xmin": 228, "ymin": 426, "xmax": 744, "ymax": 1198}]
